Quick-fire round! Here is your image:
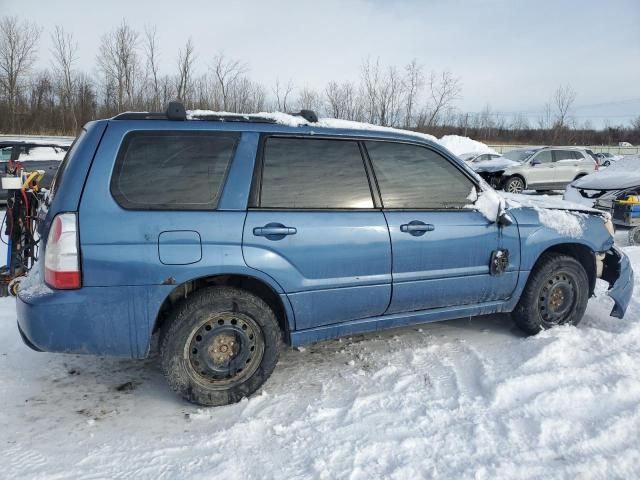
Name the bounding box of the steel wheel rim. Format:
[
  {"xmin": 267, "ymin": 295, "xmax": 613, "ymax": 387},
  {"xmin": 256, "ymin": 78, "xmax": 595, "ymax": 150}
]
[
  {"xmin": 537, "ymin": 271, "xmax": 577, "ymax": 326},
  {"xmin": 507, "ymin": 179, "xmax": 524, "ymax": 193},
  {"xmin": 186, "ymin": 312, "xmax": 264, "ymax": 389}
]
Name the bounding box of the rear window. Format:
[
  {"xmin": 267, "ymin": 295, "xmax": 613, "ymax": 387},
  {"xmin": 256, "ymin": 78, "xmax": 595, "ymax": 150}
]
[{"xmin": 111, "ymin": 131, "xmax": 238, "ymax": 210}]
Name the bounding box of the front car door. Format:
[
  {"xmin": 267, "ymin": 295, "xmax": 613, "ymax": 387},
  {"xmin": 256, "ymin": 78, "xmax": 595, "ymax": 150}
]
[
  {"xmin": 242, "ymin": 136, "xmax": 392, "ymax": 331},
  {"xmin": 525, "ymin": 149, "xmax": 554, "ymax": 187},
  {"xmin": 363, "ymin": 141, "xmax": 520, "ymax": 314}
]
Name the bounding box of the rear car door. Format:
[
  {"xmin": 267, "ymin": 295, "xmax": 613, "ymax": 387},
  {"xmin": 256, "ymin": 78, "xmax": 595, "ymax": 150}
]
[
  {"xmin": 552, "ymin": 149, "xmax": 581, "ymax": 184},
  {"xmin": 364, "ymin": 141, "xmax": 520, "ymax": 314},
  {"xmin": 242, "ymin": 136, "xmax": 392, "ymax": 331}
]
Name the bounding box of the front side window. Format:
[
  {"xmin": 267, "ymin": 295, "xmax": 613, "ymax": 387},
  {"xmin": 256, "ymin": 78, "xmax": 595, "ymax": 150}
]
[
  {"xmin": 111, "ymin": 131, "xmax": 238, "ymax": 210},
  {"xmin": 259, "ymin": 137, "xmax": 374, "ymax": 209},
  {"xmin": 533, "ymin": 151, "xmax": 553, "ymax": 164},
  {"xmin": 365, "ymin": 141, "xmax": 474, "ymax": 209}
]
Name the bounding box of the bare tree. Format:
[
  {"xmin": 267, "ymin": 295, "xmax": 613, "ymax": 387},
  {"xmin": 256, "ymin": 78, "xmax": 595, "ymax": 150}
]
[
  {"xmin": 553, "ymin": 84, "xmax": 576, "ymax": 129},
  {"xmin": 537, "ymin": 101, "xmax": 553, "ymax": 130},
  {"xmin": 403, "ymin": 59, "xmax": 423, "ymax": 128},
  {"xmin": 50, "ymin": 25, "xmax": 78, "ymax": 131},
  {"xmin": 422, "ymin": 71, "xmax": 461, "ymax": 128},
  {"xmin": 632, "ymin": 115, "xmax": 640, "ymax": 131},
  {"xmin": 551, "ymin": 84, "xmax": 576, "ymax": 143},
  {"xmin": 97, "ymin": 20, "xmax": 140, "ymax": 112},
  {"xmin": 176, "ymin": 37, "xmax": 195, "ymax": 103},
  {"xmin": 272, "ymin": 78, "xmax": 294, "ymax": 111},
  {"xmin": 0, "ymin": 16, "xmax": 41, "ymax": 131},
  {"xmin": 325, "ymin": 80, "xmax": 361, "ymax": 120},
  {"xmin": 144, "ymin": 25, "xmax": 161, "ymax": 111},
  {"xmin": 296, "ymin": 86, "xmax": 323, "ymax": 113},
  {"xmin": 212, "ymin": 53, "xmax": 247, "ymax": 110}
]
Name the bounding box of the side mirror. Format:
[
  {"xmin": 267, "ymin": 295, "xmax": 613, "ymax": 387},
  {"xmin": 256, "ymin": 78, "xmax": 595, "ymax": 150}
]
[
  {"xmin": 497, "ymin": 211, "xmax": 513, "ymax": 226},
  {"xmin": 530, "ymin": 158, "xmax": 541, "ymax": 166}
]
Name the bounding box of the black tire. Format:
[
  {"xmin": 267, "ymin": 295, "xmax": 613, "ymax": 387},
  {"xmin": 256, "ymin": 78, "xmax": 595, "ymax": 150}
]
[
  {"xmin": 160, "ymin": 286, "xmax": 281, "ymax": 406},
  {"xmin": 504, "ymin": 176, "xmax": 525, "ymax": 194},
  {"xmin": 629, "ymin": 226, "xmax": 640, "ymax": 246},
  {"xmin": 512, "ymin": 253, "xmax": 589, "ymax": 335}
]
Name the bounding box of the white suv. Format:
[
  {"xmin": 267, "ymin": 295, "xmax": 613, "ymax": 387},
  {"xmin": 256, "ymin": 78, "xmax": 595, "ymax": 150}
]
[{"xmin": 474, "ymin": 147, "xmax": 598, "ymax": 193}]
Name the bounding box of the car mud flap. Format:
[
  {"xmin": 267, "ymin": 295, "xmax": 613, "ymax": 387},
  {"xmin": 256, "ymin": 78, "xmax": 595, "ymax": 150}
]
[{"xmin": 602, "ymin": 246, "xmax": 634, "ymax": 318}]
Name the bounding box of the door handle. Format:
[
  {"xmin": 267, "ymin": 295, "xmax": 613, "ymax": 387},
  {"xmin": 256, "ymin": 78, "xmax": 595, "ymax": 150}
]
[
  {"xmin": 400, "ymin": 221, "xmax": 435, "ymax": 236},
  {"xmin": 253, "ymin": 224, "xmax": 297, "ymax": 238}
]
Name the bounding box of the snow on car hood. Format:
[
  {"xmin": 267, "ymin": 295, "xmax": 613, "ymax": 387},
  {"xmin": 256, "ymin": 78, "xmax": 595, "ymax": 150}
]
[
  {"xmin": 471, "ymin": 157, "xmax": 520, "ymax": 173},
  {"xmin": 501, "ymin": 192, "xmax": 607, "ymax": 238},
  {"xmin": 572, "ymin": 156, "xmax": 640, "ymax": 190}
]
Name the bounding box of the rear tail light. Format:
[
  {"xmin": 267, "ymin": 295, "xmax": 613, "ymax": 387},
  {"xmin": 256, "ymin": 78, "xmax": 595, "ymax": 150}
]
[{"xmin": 44, "ymin": 213, "xmax": 81, "ymax": 289}]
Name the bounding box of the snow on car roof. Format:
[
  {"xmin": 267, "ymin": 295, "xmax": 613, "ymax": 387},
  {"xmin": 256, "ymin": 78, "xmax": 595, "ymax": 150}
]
[{"xmin": 187, "ymin": 110, "xmax": 439, "ymax": 143}]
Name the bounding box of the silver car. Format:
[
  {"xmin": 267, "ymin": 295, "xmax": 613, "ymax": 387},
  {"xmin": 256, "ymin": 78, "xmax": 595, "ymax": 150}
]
[{"xmin": 473, "ymin": 147, "xmax": 598, "ymax": 193}]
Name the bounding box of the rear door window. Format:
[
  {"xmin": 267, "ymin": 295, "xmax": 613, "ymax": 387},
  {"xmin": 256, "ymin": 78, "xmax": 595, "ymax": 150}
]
[
  {"xmin": 553, "ymin": 150, "xmax": 575, "ymax": 162},
  {"xmin": 365, "ymin": 141, "xmax": 474, "ymax": 209},
  {"xmin": 258, "ymin": 137, "xmax": 374, "ymax": 209},
  {"xmin": 111, "ymin": 131, "xmax": 238, "ymax": 210}
]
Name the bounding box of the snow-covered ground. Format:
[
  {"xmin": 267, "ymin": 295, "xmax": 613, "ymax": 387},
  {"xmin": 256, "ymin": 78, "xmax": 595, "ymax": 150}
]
[{"xmin": 0, "ymin": 216, "xmax": 639, "ymax": 478}]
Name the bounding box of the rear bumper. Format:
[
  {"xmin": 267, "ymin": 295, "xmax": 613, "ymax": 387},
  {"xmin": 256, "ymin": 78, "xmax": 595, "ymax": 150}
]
[
  {"xmin": 602, "ymin": 246, "xmax": 634, "ymax": 318},
  {"xmin": 17, "ymin": 282, "xmax": 170, "ymax": 358}
]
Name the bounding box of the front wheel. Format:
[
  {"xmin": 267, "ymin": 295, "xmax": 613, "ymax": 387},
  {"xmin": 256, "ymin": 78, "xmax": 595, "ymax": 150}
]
[
  {"xmin": 504, "ymin": 176, "xmax": 525, "ymax": 194},
  {"xmin": 160, "ymin": 286, "xmax": 281, "ymax": 406},
  {"xmin": 512, "ymin": 253, "xmax": 589, "ymax": 335}
]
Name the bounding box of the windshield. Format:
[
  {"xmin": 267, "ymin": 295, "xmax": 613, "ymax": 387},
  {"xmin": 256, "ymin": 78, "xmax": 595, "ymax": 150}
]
[{"xmin": 503, "ymin": 149, "xmax": 537, "ymax": 163}]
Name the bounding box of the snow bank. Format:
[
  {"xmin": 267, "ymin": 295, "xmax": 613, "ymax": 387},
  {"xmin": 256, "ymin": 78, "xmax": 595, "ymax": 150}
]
[
  {"xmin": 438, "ymin": 135, "xmax": 497, "ymax": 156},
  {"xmin": 18, "ymin": 146, "xmax": 67, "ymax": 161}
]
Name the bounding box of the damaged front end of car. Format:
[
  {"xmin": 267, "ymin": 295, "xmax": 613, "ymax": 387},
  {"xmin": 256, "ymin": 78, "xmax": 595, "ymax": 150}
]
[{"xmin": 599, "ymin": 246, "xmax": 634, "ymax": 318}]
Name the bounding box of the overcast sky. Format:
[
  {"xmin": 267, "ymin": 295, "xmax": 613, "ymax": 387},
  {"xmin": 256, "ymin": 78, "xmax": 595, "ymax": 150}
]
[{"xmin": 3, "ymin": 0, "xmax": 639, "ymax": 127}]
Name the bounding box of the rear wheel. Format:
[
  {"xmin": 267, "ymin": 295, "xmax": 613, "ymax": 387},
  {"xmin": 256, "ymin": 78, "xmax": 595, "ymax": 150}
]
[
  {"xmin": 512, "ymin": 253, "xmax": 589, "ymax": 335},
  {"xmin": 629, "ymin": 226, "xmax": 640, "ymax": 246},
  {"xmin": 160, "ymin": 286, "xmax": 281, "ymax": 406},
  {"xmin": 504, "ymin": 176, "xmax": 525, "ymax": 194}
]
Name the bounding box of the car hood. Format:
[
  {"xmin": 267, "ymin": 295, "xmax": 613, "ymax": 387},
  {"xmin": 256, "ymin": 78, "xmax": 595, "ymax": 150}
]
[
  {"xmin": 572, "ymin": 170, "xmax": 640, "ymax": 190},
  {"xmin": 501, "ymin": 192, "xmax": 604, "ymax": 216},
  {"xmin": 472, "ymin": 158, "xmax": 520, "ymax": 173}
]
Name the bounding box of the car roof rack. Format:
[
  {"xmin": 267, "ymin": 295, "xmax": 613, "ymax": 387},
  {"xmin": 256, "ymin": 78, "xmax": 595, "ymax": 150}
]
[{"xmin": 112, "ymin": 101, "xmax": 318, "ymax": 124}]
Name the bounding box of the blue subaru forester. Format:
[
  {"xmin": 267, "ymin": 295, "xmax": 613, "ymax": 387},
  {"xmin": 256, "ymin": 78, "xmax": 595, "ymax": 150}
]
[{"xmin": 17, "ymin": 103, "xmax": 633, "ymax": 406}]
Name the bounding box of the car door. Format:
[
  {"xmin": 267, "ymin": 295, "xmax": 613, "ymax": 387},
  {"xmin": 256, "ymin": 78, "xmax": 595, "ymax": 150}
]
[
  {"xmin": 526, "ymin": 150, "xmax": 554, "ymax": 187},
  {"xmin": 242, "ymin": 136, "xmax": 392, "ymax": 331},
  {"xmin": 364, "ymin": 140, "xmax": 520, "ymax": 314},
  {"xmin": 552, "ymin": 149, "xmax": 581, "ymax": 185}
]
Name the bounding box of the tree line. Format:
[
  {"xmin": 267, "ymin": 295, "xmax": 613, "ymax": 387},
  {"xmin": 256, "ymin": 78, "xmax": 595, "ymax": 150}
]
[{"xmin": 1, "ymin": 16, "xmax": 639, "ymax": 146}]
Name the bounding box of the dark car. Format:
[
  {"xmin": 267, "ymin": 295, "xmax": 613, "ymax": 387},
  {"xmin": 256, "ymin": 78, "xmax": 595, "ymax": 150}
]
[{"xmin": 0, "ymin": 142, "xmax": 68, "ymax": 202}]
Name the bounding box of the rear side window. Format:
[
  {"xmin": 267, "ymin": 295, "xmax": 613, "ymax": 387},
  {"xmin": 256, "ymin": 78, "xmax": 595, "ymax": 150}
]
[
  {"xmin": 365, "ymin": 141, "xmax": 474, "ymax": 209},
  {"xmin": 111, "ymin": 131, "xmax": 238, "ymax": 210},
  {"xmin": 553, "ymin": 150, "xmax": 575, "ymax": 161},
  {"xmin": 259, "ymin": 137, "xmax": 374, "ymax": 209}
]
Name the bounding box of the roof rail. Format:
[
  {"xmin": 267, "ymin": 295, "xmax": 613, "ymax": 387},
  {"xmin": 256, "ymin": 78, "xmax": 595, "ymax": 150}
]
[{"xmin": 111, "ymin": 101, "xmax": 319, "ymax": 124}]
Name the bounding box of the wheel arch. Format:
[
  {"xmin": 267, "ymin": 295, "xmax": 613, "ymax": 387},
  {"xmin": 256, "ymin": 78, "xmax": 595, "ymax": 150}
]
[
  {"xmin": 504, "ymin": 173, "xmax": 527, "ymax": 191},
  {"xmin": 152, "ymin": 273, "xmax": 294, "ymax": 345},
  {"xmin": 531, "ymin": 242, "xmax": 597, "ymax": 296}
]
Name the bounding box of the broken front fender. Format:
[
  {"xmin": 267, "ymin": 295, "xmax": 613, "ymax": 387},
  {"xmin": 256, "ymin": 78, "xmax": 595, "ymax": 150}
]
[{"xmin": 602, "ymin": 246, "xmax": 634, "ymax": 318}]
